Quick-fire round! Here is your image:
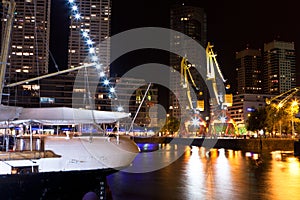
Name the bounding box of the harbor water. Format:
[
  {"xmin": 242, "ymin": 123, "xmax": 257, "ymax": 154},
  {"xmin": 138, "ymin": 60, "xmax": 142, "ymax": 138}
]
[{"xmin": 107, "ymin": 143, "xmax": 300, "ymax": 200}]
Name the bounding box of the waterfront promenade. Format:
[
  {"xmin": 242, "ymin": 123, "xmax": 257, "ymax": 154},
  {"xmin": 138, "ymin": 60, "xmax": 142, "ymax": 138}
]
[{"xmin": 131, "ymin": 136, "xmax": 296, "ymax": 152}]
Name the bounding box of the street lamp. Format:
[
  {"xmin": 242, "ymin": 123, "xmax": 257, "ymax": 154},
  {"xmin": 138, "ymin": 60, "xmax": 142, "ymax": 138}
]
[{"xmin": 166, "ymin": 114, "xmax": 170, "ymax": 134}]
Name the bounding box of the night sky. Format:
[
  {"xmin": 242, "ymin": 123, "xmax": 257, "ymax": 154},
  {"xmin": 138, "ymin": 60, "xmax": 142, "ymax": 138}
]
[{"xmin": 50, "ymin": 0, "xmax": 300, "ymax": 88}]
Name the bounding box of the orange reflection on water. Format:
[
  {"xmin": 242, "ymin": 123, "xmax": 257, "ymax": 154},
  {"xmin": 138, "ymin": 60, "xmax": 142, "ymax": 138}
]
[
  {"xmin": 181, "ymin": 146, "xmax": 300, "ymax": 200},
  {"xmin": 184, "ymin": 146, "xmax": 206, "ymax": 199},
  {"xmin": 269, "ymin": 152, "xmax": 300, "ymax": 200},
  {"xmin": 184, "ymin": 147, "xmax": 236, "ymax": 199}
]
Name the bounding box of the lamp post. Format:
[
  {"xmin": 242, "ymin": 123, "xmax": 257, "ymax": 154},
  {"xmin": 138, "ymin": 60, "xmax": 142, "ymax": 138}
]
[
  {"xmin": 291, "ymin": 100, "xmax": 298, "ymax": 136},
  {"xmin": 166, "ymin": 114, "xmax": 170, "ymax": 134}
]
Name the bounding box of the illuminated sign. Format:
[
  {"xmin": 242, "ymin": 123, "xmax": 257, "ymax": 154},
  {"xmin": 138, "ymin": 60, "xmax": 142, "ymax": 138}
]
[
  {"xmin": 40, "ymin": 97, "xmax": 55, "ymax": 104},
  {"xmin": 247, "ymin": 107, "xmax": 255, "ymax": 112}
]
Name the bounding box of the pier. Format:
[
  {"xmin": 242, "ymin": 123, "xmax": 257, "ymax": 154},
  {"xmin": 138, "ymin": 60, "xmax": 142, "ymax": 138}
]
[{"xmin": 131, "ymin": 136, "xmax": 296, "ymax": 152}]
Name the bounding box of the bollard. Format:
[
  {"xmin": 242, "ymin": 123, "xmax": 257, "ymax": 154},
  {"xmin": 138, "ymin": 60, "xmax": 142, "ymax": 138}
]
[{"xmin": 116, "ymin": 135, "xmax": 120, "ymax": 144}]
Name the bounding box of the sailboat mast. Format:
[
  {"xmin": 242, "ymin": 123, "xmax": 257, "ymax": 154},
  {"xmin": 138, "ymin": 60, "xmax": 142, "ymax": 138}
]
[
  {"xmin": 0, "ymin": 0, "xmax": 16, "ymax": 103},
  {"xmin": 127, "ymin": 82, "xmax": 152, "ymax": 134}
]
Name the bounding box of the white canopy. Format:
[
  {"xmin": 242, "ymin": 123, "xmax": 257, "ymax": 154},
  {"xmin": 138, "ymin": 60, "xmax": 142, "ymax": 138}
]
[
  {"xmin": 0, "ymin": 104, "xmax": 23, "ymax": 121},
  {"xmin": 15, "ymin": 107, "xmax": 130, "ymax": 125}
]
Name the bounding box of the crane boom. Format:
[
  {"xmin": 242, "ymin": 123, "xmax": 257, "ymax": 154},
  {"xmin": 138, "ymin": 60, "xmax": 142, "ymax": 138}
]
[
  {"xmin": 206, "ymin": 42, "xmax": 226, "ymax": 82},
  {"xmin": 206, "ymin": 42, "xmax": 230, "ymax": 108},
  {"xmin": 266, "ymin": 87, "xmax": 300, "ymax": 107},
  {"xmin": 180, "ymin": 42, "xmax": 232, "ymax": 111},
  {"xmin": 180, "ymin": 57, "xmax": 199, "ymax": 110}
]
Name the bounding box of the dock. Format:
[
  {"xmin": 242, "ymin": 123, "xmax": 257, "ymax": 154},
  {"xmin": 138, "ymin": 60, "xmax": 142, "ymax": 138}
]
[{"xmin": 131, "ymin": 136, "xmax": 297, "ymax": 152}]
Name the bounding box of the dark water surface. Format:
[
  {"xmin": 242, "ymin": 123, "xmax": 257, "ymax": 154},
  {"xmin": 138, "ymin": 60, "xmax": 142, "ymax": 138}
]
[
  {"xmin": 0, "ymin": 169, "xmax": 111, "ymax": 200},
  {"xmin": 107, "ymin": 144, "xmax": 300, "ymax": 200}
]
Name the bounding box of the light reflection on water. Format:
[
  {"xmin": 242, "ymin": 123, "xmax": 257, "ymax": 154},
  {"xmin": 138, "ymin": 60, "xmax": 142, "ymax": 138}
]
[{"xmin": 107, "ymin": 144, "xmax": 300, "ymax": 200}]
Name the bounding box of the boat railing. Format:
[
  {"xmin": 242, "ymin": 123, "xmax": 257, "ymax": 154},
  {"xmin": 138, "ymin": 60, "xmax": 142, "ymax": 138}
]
[{"xmin": 0, "ymin": 135, "xmax": 44, "ymax": 152}]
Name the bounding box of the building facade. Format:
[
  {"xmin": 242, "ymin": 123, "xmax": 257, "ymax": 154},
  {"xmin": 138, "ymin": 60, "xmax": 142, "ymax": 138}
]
[
  {"xmin": 228, "ymin": 94, "xmax": 272, "ymax": 128},
  {"xmin": 1, "ymin": 0, "xmax": 51, "ymax": 106},
  {"xmin": 235, "ymin": 48, "xmax": 263, "ymax": 94},
  {"xmin": 3, "ymin": 0, "xmax": 51, "ymax": 79},
  {"xmin": 110, "ymin": 77, "xmax": 159, "ymax": 129},
  {"xmin": 67, "ymin": 0, "xmax": 111, "ymax": 77},
  {"xmin": 169, "ymin": 1, "xmax": 207, "ymax": 119},
  {"xmin": 263, "ymin": 40, "xmax": 296, "ymax": 95},
  {"xmin": 229, "ymin": 40, "xmax": 297, "ymax": 130},
  {"xmin": 38, "ymin": 74, "xmax": 159, "ymax": 129},
  {"xmin": 1, "ymin": 0, "xmax": 112, "ymax": 107}
]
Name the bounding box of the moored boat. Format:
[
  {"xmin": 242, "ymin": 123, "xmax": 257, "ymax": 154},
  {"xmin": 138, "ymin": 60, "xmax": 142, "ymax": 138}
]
[
  {"xmin": 0, "ymin": 134, "xmax": 140, "ymax": 175},
  {"xmin": 0, "ymin": 106, "xmax": 140, "ymax": 175},
  {"xmin": 0, "ymin": 106, "xmax": 140, "ymax": 199}
]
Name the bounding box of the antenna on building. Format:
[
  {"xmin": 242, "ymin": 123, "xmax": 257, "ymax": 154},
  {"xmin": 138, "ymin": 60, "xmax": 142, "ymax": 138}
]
[{"xmin": 49, "ymin": 51, "xmax": 59, "ymax": 72}]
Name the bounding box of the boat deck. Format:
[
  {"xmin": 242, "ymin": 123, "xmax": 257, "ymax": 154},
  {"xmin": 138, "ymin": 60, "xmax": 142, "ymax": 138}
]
[{"xmin": 0, "ymin": 150, "xmax": 60, "ymax": 160}]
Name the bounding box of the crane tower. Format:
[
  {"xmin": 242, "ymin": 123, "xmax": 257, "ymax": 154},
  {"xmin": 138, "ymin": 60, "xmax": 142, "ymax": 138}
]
[{"xmin": 181, "ymin": 42, "xmax": 237, "ymax": 136}]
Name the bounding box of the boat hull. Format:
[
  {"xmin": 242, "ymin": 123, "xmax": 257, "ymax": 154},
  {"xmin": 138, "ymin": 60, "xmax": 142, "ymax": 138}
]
[
  {"xmin": 0, "ymin": 135, "xmax": 140, "ymax": 175},
  {"xmin": 39, "ymin": 135, "xmax": 140, "ymax": 172},
  {"xmin": 0, "ymin": 135, "xmax": 139, "ymax": 198}
]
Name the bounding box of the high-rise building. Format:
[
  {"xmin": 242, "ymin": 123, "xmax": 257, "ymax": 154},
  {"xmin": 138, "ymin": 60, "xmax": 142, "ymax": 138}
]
[
  {"xmin": 169, "ymin": 1, "xmax": 207, "ymax": 119},
  {"xmin": 263, "ymin": 40, "xmax": 296, "ymax": 95},
  {"xmin": 235, "ymin": 48, "xmax": 263, "ymax": 94},
  {"xmin": 170, "ymin": 1, "xmax": 207, "ymax": 48},
  {"xmin": 4, "ymin": 0, "xmax": 51, "ymax": 78},
  {"xmin": 67, "ymin": 0, "xmax": 111, "ymax": 77},
  {"xmin": 1, "ymin": 0, "xmax": 51, "ymax": 106},
  {"xmin": 1, "ymin": 0, "xmax": 112, "ymax": 107}
]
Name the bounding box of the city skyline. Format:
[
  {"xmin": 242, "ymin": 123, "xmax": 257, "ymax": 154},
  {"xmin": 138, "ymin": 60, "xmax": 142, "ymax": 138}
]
[
  {"xmin": 50, "ymin": 0, "xmax": 300, "ymax": 88},
  {"xmin": 1, "ymin": 0, "xmax": 298, "ymax": 109},
  {"xmin": 41, "ymin": 0, "xmax": 300, "ymax": 114},
  {"xmin": 109, "ymin": 0, "xmax": 300, "ymax": 87}
]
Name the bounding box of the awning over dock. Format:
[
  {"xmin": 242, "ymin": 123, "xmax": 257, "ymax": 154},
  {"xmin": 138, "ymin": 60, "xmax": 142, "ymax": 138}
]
[
  {"xmin": 0, "ymin": 106, "xmax": 130, "ymax": 126},
  {"xmin": 0, "ymin": 104, "xmax": 23, "ymax": 121}
]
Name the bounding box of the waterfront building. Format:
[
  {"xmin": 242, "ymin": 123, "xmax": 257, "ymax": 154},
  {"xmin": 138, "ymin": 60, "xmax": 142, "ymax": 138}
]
[
  {"xmin": 235, "ymin": 48, "xmax": 263, "ymax": 94},
  {"xmin": 228, "ymin": 93, "xmax": 273, "ymax": 127},
  {"xmin": 231, "ymin": 40, "xmax": 296, "ymax": 127},
  {"xmin": 263, "ymin": 40, "xmax": 296, "ymax": 95},
  {"xmin": 169, "ymin": 1, "xmax": 208, "ymax": 119},
  {"xmin": 110, "ymin": 77, "xmax": 159, "ymax": 130}
]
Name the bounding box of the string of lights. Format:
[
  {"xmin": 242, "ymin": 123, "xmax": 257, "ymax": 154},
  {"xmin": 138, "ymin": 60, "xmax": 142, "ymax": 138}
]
[
  {"xmin": 67, "ymin": 0, "xmax": 117, "ymax": 103},
  {"xmin": 67, "ymin": 0, "xmax": 98, "ymax": 63}
]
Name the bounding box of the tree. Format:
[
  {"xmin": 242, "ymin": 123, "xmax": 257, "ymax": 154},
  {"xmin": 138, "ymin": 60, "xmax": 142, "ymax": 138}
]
[
  {"xmin": 161, "ymin": 116, "xmax": 180, "ymax": 134},
  {"xmin": 247, "ymin": 107, "xmax": 267, "ymax": 131},
  {"xmin": 265, "ymin": 104, "xmax": 279, "ymax": 133},
  {"xmin": 264, "ymin": 101, "xmax": 300, "ymax": 135}
]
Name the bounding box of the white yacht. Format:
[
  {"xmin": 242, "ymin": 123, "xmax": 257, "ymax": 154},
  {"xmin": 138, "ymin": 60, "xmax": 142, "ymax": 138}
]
[
  {"xmin": 0, "ymin": 106, "xmax": 140, "ymax": 175},
  {"xmin": 0, "ymin": 1, "xmax": 140, "ymax": 177}
]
